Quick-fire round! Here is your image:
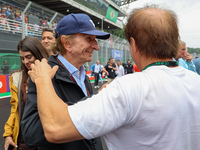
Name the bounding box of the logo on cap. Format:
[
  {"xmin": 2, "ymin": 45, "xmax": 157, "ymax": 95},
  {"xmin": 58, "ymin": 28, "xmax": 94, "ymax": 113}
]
[{"xmin": 90, "ymin": 20, "xmax": 95, "ymax": 27}]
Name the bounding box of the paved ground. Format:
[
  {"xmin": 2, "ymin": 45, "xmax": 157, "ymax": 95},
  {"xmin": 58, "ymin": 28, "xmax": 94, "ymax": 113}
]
[
  {"xmin": 0, "ymin": 82, "xmax": 108, "ymax": 150},
  {"xmin": 0, "ymin": 97, "xmax": 12, "ymax": 149}
]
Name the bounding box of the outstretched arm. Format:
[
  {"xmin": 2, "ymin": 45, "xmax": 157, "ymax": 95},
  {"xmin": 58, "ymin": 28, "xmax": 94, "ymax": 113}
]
[
  {"xmin": 28, "ymin": 59, "xmax": 83, "ymax": 143},
  {"xmin": 102, "ymin": 67, "xmax": 109, "ymax": 76}
]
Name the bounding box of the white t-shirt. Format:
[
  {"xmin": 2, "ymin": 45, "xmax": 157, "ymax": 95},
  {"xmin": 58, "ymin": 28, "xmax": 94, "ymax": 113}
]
[
  {"xmin": 94, "ymin": 64, "xmax": 100, "ymax": 73},
  {"xmin": 69, "ymin": 66, "xmax": 200, "ymax": 150},
  {"xmin": 116, "ymin": 65, "xmax": 125, "ymax": 78}
]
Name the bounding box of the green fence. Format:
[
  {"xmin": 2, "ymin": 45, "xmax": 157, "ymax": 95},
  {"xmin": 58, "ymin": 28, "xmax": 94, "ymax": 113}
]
[{"xmin": 0, "ymin": 53, "xmax": 21, "ymax": 75}]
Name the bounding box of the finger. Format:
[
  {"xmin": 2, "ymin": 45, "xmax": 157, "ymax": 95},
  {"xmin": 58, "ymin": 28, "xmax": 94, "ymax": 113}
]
[
  {"xmin": 97, "ymin": 88, "xmax": 103, "ymax": 92},
  {"xmin": 28, "ymin": 70, "xmax": 32, "ymax": 76},
  {"xmin": 30, "ymin": 63, "xmax": 36, "ymax": 70},
  {"xmin": 5, "ymin": 143, "xmax": 9, "ymax": 150},
  {"xmin": 5, "ymin": 142, "xmax": 17, "ymax": 150},
  {"xmin": 41, "ymin": 58, "xmax": 48, "ymax": 63},
  {"xmin": 52, "ymin": 65, "xmax": 59, "ymax": 72},
  {"xmin": 51, "ymin": 65, "xmax": 59, "ymax": 77},
  {"xmin": 34, "ymin": 59, "xmax": 41, "ymax": 65},
  {"xmin": 28, "ymin": 70, "xmax": 36, "ymax": 83},
  {"xmin": 98, "ymin": 83, "xmax": 108, "ymax": 92},
  {"xmin": 9, "ymin": 141, "xmax": 18, "ymax": 148}
]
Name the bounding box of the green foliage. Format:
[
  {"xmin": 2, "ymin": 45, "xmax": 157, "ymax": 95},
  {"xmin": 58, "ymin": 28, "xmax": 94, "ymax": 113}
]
[
  {"xmin": 105, "ymin": 28, "xmax": 125, "ymax": 39},
  {"xmin": 187, "ymin": 47, "xmax": 200, "ymax": 54}
]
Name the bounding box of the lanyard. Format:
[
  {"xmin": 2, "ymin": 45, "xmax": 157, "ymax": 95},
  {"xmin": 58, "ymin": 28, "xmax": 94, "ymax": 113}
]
[
  {"xmin": 142, "ymin": 61, "xmax": 178, "ymax": 72},
  {"xmin": 55, "ymin": 56, "xmax": 90, "ymax": 96}
]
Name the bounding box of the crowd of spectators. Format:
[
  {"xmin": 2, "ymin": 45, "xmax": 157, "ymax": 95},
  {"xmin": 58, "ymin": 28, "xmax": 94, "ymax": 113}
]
[{"xmin": 0, "ymin": 0, "xmax": 61, "ymax": 34}]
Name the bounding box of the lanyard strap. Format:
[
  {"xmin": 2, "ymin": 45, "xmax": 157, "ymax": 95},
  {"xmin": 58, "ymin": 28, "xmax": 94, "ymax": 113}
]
[
  {"xmin": 55, "ymin": 56, "xmax": 90, "ymax": 96},
  {"xmin": 142, "ymin": 61, "xmax": 178, "ymax": 71}
]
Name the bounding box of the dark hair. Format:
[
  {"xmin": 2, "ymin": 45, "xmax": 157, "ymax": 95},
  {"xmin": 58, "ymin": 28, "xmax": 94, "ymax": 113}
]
[
  {"xmin": 125, "ymin": 5, "xmax": 179, "ymax": 59},
  {"xmin": 17, "ymin": 36, "xmax": 49, "ymax": 84},
  {"xmin": 109, "ymin": 57, "xmax": 114, "ymax": 61},
  {"xmin": 42, "ymin": 28, "xmax": 54, "ymax": 35}
]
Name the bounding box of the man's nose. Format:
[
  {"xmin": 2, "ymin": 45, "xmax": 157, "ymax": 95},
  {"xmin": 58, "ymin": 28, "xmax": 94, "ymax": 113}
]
[
  {"xmin": 91, "ymin": 39, "xmax": 99, "ymax": 50},
  {"xmin": 44, "ymin": 38, "xmax": 48, "ymax": 43}
]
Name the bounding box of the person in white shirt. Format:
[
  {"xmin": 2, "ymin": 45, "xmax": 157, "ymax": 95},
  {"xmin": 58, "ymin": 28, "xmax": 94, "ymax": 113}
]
[
  {"xmin": 116, "ymin": 60, "xmax": 124, "ymax": 78},
  {"xmin": 99, "ymin": 63, "xmax": 104, "ymax": 84},
  {"xmin": 91, "ymin": 60, "xmax": 102, "ymax": 88},
  {"xmin": 27, "ymin": 5, "xmax": 200, "ymax": 150}
]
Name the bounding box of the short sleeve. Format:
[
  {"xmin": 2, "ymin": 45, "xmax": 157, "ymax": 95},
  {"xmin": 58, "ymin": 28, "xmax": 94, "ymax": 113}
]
[
  {"xmin": 68, "ymin": 77, "xmax": 136, "ymax": 139},
  {"xmin": 104, "ymin": 64, "xmax": 108, "ymax": 70}
]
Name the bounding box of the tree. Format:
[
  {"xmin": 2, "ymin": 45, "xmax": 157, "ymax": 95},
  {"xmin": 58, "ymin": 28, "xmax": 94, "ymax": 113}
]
[
  {"xmin": 105, "ymin": 27, "xmax": 125, "ymax": 39},
  {"xmin": 187, "ymin": 47, "xmax": 200, "ymax": 54}
]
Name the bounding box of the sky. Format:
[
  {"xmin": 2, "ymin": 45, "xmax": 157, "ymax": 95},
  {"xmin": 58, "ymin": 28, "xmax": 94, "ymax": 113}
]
[{"xmin": 121, "ymin": 0, "xmax": 200, "ymax": 48}]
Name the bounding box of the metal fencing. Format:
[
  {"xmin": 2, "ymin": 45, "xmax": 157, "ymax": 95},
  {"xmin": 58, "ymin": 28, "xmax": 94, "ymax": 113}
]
[
  {"xmin": 87, "ymin": 37, "xmax": 130, "ymax": 71},
  {"xmin": 0, "ymin": 16, "xmax": 131, "ymax": 72},
  {"xmin": 0, "ymin": 53, "xmax": 20, "ymax": 75},
  {"xmin": 0, "ymin": 0, "xmax": 130, "ymax": 74}
]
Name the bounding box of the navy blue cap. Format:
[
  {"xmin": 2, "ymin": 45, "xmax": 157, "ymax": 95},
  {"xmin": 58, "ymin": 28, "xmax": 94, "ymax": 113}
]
[{"xmin": 55, "ymin": 13, "xmax": 110, "ymax": 40}]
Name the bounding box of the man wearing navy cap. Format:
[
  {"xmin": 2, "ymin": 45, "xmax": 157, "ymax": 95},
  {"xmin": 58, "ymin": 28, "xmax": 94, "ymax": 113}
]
[{"xmin": 21, "ymin": 13, "xmax": 110, "ymax": 150}]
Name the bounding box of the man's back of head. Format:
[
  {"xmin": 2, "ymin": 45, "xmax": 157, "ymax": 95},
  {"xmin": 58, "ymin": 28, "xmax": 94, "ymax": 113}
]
[{"xmin": 125, "ymin": 5, "xmax": 179, "ymax": 60}]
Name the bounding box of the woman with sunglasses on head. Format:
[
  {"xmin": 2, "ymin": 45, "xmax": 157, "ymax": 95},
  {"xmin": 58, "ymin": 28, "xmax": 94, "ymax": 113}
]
[{"xmin": 3, "ymin": 36, "xmax": 49, "ymax": 150}]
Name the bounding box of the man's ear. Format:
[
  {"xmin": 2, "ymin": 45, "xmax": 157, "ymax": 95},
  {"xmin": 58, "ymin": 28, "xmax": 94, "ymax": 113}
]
[
  {"xmin": 61, "ymin": 36, "xmax": 72, "ymax": 52},
  {"xmin": 129, "ymin": 37, "xmax": 138, "ymax": 53}
]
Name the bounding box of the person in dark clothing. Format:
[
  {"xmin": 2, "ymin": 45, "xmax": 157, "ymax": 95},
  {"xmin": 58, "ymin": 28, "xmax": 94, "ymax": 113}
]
[
  {"xmin": 3, "ymin": 36, "xmax": 49, "ymax": 150},
  {"xmin": 104, "ymin": 57, "xmax": 117, "ymax": 84},
  {"xmin": 124, "ymin": 60, "xmax": 133, "ymax": 74},
  {"xmin": 193, "ymin": 57, "xmax": 200, "ymax": 75},
  {"xmin": 21, "ymin": 13, "xmax": 110, "ymax": 150},
  {"xmin": 1, "ymin": 60, "xmax": 9, "ymax": 74}
]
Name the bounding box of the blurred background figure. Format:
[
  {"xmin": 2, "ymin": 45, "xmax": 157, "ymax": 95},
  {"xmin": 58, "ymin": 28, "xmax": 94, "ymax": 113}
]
[
  {"xmin": 41, "ymin": 28, "xmax": 56, "ymax": 55},
  {"xmin": 91, "ymin": 60, "xmax": 102, "ymax": 88},
  {"xmin": 1, "ymin": 60, "xmax": 9, "ymax": 75},
  {"xmin": 3, "ymin": 36, "xmax": 49, "ymax": 150},
  {"xmin": 99, "ymin": 62, "xmax": 104, "ymax": 84},
  {"xmin": 193, "ymin": 57, "xmax": 200, "ymax": 75},
  {"xmin": 124, "ymin": 60, "xmax": 133, "ymax": 74},
  {"xmin": 116, "ymin": 60, "xmax": 124, "ymax": 78},
  {"xmin": 174, "ymin": 41, "xmax": 196, "ymax": 72},
  {"xmin": 104, "ymin": 57, "xmax": 117, "ymax": 84}
]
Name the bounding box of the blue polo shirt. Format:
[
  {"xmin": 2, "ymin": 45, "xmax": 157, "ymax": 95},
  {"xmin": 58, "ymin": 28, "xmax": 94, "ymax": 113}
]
[
  {"xmin": 177, "ymin": 58, "xmax": 196, "ymax": 73},
  {"xmin": 57, "ymin": 54, "xmax": 88, "ymax": 96},
  {"xmin": 193, "ymin": 57, "xmax": 200, "ymax": 75}
]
